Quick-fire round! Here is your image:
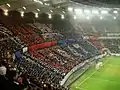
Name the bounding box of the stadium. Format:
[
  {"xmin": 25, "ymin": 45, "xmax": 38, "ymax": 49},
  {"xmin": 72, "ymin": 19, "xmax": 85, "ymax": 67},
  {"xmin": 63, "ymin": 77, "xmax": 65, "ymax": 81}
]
[{"xmin": 0, "ymin": 0, "xmax": 120, "ymax": 90}]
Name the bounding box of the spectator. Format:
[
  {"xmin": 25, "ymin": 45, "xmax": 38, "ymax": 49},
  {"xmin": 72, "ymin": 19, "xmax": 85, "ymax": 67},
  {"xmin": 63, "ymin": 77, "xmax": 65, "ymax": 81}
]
[
  {"xmin": 0, "ymin": 61, "xmax": 7, "ymax": 90},
  {"xmin": 0, "ymin": 61, "xmax": 7, "ymax": 76},
  {"xmin": 17, "ymin": 72, "xmax": 30, "ymax": 90},
  {"xmin": 7, "ymin": 68, "xmax": 20, "ymax": 90}
]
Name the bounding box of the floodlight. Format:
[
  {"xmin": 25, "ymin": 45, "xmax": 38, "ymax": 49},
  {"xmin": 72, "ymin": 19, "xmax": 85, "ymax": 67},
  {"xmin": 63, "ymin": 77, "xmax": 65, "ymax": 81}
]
[
  {"xmin": 100, "ymin": 16, "xmax": 103, "ymax": 20},
  {"xmin": 84, "ymin": 10, "xmax": 90, "ymax": 14},
  {"xmin": 6, "ymin": 3, "xmax": 11, "ymax": 7},
  {"xmin": 4, "ymin": 9, "xmax": 8, "ymax": 16},
  {"xmin": 75, "ymin": 9, "xmax": 82, "ymax": 13},
  {"xmin": 57, "ymin": 6, "xmax": 60, "ymax": 8},
  {"xmin": 101, "ymin": 10, "xmax": 108, "ymax": 14},
  {"xmin": 35, "ymin": 13, "xmax": 38, "ymax": 18},
  {"xmin": 62, "ymin": 11, "xmax": 65, "ymax": 13},
  {"xmin": 20, "ymin": 11, "xmax": 24, "ymax": 17},
  {"xmin": 37, "ymin": 9, "xmax": 40, "ymax": 11},
  {"xmin": 47, "ymin": 3, "xmax": 50, "ymax": 6},
  {"xmin": 50, "ymin": 10, "xmax": 53, "ymax": 12},
  {"xmin": 48, "ymin": 14, "xmax": 52, "ymax": 19},
  {"xmin": 113, "ymin": 16, "xmax": 116, "ymax": 19},
  {"xmin": 92, "ymin": 10, "xmax": 99, "ymax": 14},
  {"xmin": 44, "ymin": 3, "xmax": 47, "ymax": 5},
  {"xmin": 68, "ymin": 7, "xmax": 73, "ymax": 11},
  {"xmin": 23, "ymin": 6, "xmax": 26, "ymax": 10},
  {"xmin": 34, "ymin": 0, "xmax": 43, "ymax": 5},
  {"xmin": 74, "ymin": 15, "xmax": 76, "ymax": 19},
  {"xmin": 113, "ymin": 11, "xmax": 118, "ymax": 14},
  {"xmin": 61, "ymin": 14, "xmax": 64, "ymax": 19},
  {"xmin": 86, "ymin": 16, "xmax": 90, "ymax": 20},
  {"xmin": 39, "ymin": 1, "xmax": 43, "ymax": 5}
]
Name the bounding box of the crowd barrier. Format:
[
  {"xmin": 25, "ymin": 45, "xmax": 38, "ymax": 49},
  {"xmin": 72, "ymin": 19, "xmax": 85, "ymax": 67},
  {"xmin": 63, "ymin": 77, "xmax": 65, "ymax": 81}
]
[
  {"xmin": 111, "ymin": 53, "xmax": 120, "ymax": 56},
  {"xmin": 60, "ymin": 53, "xmax": 106, "ymax": 87}
]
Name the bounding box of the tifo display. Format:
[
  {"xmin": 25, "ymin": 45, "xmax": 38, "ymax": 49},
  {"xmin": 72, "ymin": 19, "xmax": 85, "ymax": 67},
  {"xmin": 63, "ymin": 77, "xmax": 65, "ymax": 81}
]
[{"xmin": 0, "ymin": 0, "xmax": 120, "ymax": 89}]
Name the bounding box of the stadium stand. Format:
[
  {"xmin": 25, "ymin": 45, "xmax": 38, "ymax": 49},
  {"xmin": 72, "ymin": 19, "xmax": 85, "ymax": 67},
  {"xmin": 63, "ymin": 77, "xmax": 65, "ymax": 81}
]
[
  {"xmin": 0, "ymin": 20, "xmax": 101, "ymax": 90},
  {"xmin": 101, "ymin": 39, "xmax": 120, "ymax": 53},
  {"xmin": 1, "ymin": 0, "xmax": 120, "ymax": 89},
  {"xmin": 5, "ymin": 24, "xmax": 44, "ymax": 46}
]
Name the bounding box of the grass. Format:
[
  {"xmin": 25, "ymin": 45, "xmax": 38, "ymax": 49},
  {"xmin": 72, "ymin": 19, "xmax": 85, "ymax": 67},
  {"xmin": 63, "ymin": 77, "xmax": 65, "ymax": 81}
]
[{"xmin": 70, "ymin": 56, "xmax": 120, "ymax": 90}]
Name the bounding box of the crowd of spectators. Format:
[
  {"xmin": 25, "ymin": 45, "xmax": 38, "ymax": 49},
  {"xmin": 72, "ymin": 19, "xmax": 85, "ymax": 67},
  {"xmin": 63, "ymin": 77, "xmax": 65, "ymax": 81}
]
[
  {"xmin": 0, "ymin": 57, "xmax": 67, "ymax": 90},
  {"xmin": 26, "ymin": 23, "xmax": 100, "ymax": 73},
  {"xmin": 0, "ymin": 20, "xmax": 120, "ymax": 90},
  {"xmin": 0, "ymin": 22, "xmax": 102, "ymax": 90},
  {"xmin": 15, "ymin": 54, "xmax": 67, "ymax": 90},
  {"xmin": 0, "ymin": 39, "xmax": 67, "ymax": 90},
  {"xmin": 101, "ymin": 39, "xmax": 120, "ymax": 53},
  {"xmin": 0, "ymin": 25, "xmax": 68, "ymax": 90},
  {"xmin": 29, "ymin": 45, "xmax": 79, "ymax": 73},
  {"xmin": 5, "ymin": 24, "xmax": 44, "ymax": 46},
  {"xmin": 0, "ymin": 60, "xmax": 31, "ymax": 90},
  {"xmin": 88, "ymin": 35, "xmax": 104, "ymax": 50},
  {"xmin": 70, "ymin": 20, "xmax": 120, "ymax": 37}
]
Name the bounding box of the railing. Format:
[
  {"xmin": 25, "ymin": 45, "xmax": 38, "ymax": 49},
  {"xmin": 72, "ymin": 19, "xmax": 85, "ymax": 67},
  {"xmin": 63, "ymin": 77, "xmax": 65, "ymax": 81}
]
[{"xmin": 60, "ymin": 53, "xmax": 106, "ymax": 87}]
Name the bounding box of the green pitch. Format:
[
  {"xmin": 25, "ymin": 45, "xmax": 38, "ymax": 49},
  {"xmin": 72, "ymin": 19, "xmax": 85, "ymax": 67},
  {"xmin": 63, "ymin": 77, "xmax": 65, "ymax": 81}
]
[{"xmin": 70, "ymin": 56, "xmax": 120, "ymax": 90}]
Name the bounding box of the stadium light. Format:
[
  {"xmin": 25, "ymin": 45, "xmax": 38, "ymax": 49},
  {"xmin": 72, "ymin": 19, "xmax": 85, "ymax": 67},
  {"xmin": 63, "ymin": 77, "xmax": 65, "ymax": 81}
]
[
  {"xmin": 61, "ymin": 14, "xmax": 64, "ymax": 19},
  {"xmin": 113, "ymin": 11, "xmax": 118, "ymax": 14},
  {"xmin": 35, "ymin": 13, "xmax": 38, "ymax": 18},
  {"xmin": 50, "ymin": 10, "xmax": 53, "ymax": 12},
  {"xmin": 43, "ymin": 0, "xmax": 49, "ymax": 1},
  {"xmin": 74, "ymin": 9, "xmax": 82, "ymax": 13},
  {"xmin": 34, "ymin": 0, "xmax": 43, "ymax": 5},
  {"xmin": 86, "ymin": 16, "xmax": 90, "ymax": 20},
  {"xmin": 57, "ymin": 6, "xmax": 60, "ymax": 8},
  {"xmin": 84, "ymin": 10, "xmax": 91, "ymax": 14},
  {"xmin": 48, "ymin": 14, "xmax": 52, "ymax": 19},
  {"xmin": 62, "ymin": 11, "xmax": 65, "ymax": 14},
  {"xmin": 23, "ymin": 6, "xmax": 26, "ymax": 10},
  {"xmin": 20, "ymin": 11, "xmax": 24, "ymax": 17},
  {"xmin": 6, "ymin": 3, "xmax": 11, "ymax": 7},
  {"xmin": 92, "ymin": 10, "xmax": 99, "ymax": 14},
  {"xmin": 44, "ymin": 3, "xmax": 47, "ymax": 5},
  {"xmin": 68, "ymin": 7, "xmax": 73, "ymax": 11},
  {"xmin": 101, "ymin": 10, "xmax": 108, "ymax": 14},
  {"xmin": 47, "ymin": 3, "xmax": 50, "ymax": 6},
  {"xmin": 37, "ymin": 9, "xmax": 40, "ymax": 11},
  {"xmin": 113, "ymin": 16, "xmax": 116, "ymax": 19},
  {"xmin": 74, "ymin": 15, "xmax": 76, "ymax": 19},
  {"xmin": 4, "ymin": 9, "xmax": 8, "ymax": 16},
  {"xmin": 44, "ymin": 3, "xmax": 50, "ymax": 6},
  {"xmin": 100, "ymin": 16, "xmax": 103, "ymax": 20}
]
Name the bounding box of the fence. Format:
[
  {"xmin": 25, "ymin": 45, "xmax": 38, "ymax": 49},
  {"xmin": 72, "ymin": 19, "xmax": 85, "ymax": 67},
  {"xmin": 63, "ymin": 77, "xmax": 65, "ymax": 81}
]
[{"xmin": 60, "ymin": 53, "xmax": 106, "ymax": 87}]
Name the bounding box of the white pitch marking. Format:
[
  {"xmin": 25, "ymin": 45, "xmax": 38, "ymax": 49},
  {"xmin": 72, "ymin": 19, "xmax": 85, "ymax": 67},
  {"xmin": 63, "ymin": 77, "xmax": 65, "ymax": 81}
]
[
  {"xmin": 76, "ymin": 87, "xmax": 88, "ymax": 90},
  {"xmin": 90, "ymin": 77, "xmax": 120, "ymax": 85},
  {"xmin": 77, "ymin": 58, "xmax": 109, "ymax": 87},
  {"xmin": 108, "ymin": 64, "xmax": 120, "ymax": 67}
]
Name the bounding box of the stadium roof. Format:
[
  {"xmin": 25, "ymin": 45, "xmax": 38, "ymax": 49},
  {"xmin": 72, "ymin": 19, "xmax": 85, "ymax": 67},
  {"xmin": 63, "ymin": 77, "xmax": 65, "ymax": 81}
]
[
  {"xmin": 0, "ymin": 0, "xmax": 71, "ymax": 14},
  {"xmin": 71, "ymin": 0, "xmax": 120, "ymax": 7},
  {"xmin": 0, "ymin": 0, "xmax": 120, "ymax": 13},
  {"xmin": 0, "ymin": 0, "xmax": 120, "ymax": 20}
]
